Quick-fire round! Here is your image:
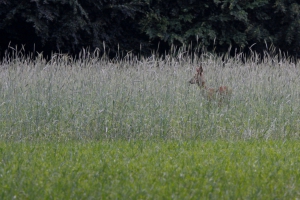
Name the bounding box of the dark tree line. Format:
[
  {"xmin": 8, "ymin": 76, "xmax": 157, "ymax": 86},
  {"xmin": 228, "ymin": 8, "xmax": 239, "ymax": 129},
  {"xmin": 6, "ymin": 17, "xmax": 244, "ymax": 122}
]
[{"xmin": 0, "ymin": 0, "xmax": 299, "ymax": 58}]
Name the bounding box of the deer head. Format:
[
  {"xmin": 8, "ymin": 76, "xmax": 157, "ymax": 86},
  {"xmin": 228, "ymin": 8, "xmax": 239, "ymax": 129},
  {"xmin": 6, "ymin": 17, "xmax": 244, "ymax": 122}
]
[{"xmin": 189, "ymin": 66, "xmax": 206, "ymax": 88}]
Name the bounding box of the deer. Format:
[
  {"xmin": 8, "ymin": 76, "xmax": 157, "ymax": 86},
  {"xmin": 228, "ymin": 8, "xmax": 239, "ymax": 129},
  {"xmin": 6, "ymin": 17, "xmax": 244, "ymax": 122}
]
[{"xmin": 189, "ymin": 66, "xmax": 232, "ymax": 106}]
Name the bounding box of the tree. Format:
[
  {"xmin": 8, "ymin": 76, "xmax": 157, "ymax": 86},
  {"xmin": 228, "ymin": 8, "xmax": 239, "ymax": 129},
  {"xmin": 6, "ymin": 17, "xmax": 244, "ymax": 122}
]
[{"xmin": 0, "ymin": 0, "xmax": 148, "ymax": 56}]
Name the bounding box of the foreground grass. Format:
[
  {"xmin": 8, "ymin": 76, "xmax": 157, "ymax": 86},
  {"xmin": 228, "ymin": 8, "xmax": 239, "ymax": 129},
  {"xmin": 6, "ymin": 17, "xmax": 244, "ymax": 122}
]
[{"xmin": 1, "ymin": 140, "xmax": 300, "ymax": 199}]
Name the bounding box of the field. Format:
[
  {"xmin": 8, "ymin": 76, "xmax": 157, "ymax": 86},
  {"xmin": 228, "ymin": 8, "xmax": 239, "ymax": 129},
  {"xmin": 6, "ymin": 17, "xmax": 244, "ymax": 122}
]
[
  {"xmin": 1, "ymin": 140, "xmax": 300, "ymax": 199},
  {"xmin": 0, "ymin": 47, "xmax": 300, "ymax": 199}
]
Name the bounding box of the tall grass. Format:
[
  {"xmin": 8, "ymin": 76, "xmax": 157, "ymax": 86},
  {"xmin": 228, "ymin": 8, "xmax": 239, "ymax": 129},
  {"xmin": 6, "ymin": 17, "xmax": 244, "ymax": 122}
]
[{"xmin": 0, "ymin": 47, "xmax": 299, "ymax": 141}]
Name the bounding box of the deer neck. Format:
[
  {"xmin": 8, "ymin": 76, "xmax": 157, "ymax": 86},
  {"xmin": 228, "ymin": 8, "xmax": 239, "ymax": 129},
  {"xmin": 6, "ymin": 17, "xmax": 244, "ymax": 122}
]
[{"xmin": 198, "ymin": 81, "xmax": 207, "ymax": 90}]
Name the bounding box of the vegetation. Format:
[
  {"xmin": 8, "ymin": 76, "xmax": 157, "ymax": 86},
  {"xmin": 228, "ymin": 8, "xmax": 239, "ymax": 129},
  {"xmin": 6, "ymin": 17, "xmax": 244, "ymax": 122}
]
[
  {"xmin": 0, "ymin": 45, "xmax": 299, "ymax": 198},
  {"xmin": 1, "ymin": 1, "xmax": 299, "ymax": 199},
  {"xmin": 1, "ymin": 0, "xmax": 300, "ymax": 56},
  {"xmin": 0, "ymin": 47, "xmax": 299, "ymax": 141},
  {"xmin": 1, "ymin": 140, "xmax": 300, "ymax": 199}
]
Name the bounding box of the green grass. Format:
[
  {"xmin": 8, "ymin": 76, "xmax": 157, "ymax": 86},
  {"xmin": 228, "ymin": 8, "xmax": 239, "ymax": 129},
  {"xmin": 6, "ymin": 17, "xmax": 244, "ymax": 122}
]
[{"xmin": 1, "ymin": 140, "xmax": 300, "ymax": 199}]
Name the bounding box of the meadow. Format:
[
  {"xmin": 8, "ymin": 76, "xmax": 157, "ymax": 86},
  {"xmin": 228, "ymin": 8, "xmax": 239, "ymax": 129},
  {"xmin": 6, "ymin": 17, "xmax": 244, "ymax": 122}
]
[
  {"xmin": 0, "ymin": 46, "xmax": 300, "ymax": 199},
  {"xmin": 1, "ymin": 140, "xmax": 300, "ymax": 199}
]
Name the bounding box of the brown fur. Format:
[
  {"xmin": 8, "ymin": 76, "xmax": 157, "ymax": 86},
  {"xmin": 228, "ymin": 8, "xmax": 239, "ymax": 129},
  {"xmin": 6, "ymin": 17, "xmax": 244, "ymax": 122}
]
[{"xmin": 189, "ymin": 66, "xmax": 232, "ymax": 105}]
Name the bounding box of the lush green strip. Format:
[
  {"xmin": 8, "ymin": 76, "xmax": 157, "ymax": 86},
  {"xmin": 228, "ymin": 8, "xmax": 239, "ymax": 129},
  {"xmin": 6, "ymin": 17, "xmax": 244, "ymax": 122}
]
[{"xmin": 1, "ymin": 140, "xmax": 299, "ymax": 199}]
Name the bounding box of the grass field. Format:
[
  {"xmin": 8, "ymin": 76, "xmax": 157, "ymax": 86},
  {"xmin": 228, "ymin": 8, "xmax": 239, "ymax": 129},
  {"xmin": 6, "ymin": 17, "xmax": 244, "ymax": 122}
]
[
  {"xmin": 0, "ymin": 47, "xmax": 300, "ymax": 198},
  {"xmin": 1, "ymin": 140, "xmax": 300, "ymax": 199}
]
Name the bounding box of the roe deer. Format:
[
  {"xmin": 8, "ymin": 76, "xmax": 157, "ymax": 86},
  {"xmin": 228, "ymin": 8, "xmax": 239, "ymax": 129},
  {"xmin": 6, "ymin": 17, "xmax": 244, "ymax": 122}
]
[{"xmin": 189, "ymin": 66, "xmax": 232, "ymax": 106}]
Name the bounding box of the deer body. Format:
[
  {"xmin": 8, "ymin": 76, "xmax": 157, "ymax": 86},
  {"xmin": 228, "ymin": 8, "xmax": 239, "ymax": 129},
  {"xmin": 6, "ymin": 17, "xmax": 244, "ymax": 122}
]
[{"xmin": 189, "ymin": 66, "xmax": 232, "ymax": 105}]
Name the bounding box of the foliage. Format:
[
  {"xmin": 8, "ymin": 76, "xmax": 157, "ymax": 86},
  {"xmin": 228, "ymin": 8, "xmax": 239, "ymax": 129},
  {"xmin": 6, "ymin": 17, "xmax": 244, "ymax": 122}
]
[
  {"xmin": 267, "ymin": 0, "xmax": 300, "ymax": 55},
  {"xmin": 0, "ymin": 0, "xmax": 88, "ymax": 53},
  {"xmin": 140, "ymin": 0, "xmax": 293, "ymax": 53},
  {"xmin": 0, "ymin": 0, "xmax": 147, "ymax": 55},
  {"xmin": 0, "ymin": 0, "xmax": 300, "ymax": 57}
]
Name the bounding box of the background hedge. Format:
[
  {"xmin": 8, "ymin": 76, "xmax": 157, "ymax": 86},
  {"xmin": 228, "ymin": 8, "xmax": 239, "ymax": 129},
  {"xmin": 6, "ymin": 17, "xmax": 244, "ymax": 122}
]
[{"xmin": 0, "ymin": 0, "xmax": 299, "ymax": 57}]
